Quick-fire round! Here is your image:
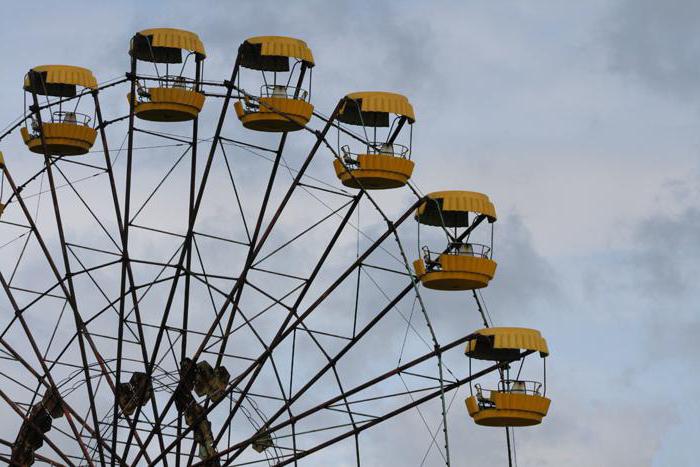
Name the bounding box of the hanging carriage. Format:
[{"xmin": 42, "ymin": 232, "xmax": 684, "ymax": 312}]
[
  {"xmin": 128, "ymin": 28, "xmax": 206, "ymax": 122},
  {"xmin": 234, "ymin": 36, "xmax": 315, "ymax": 132},
  {"xmin": 332, "ymin": 91, "xmax": 415, "ymax": 189},
  {"xmin": 413, "ymin": 190, "xmax": 497, "ymax": 290},
  {"xmin": 465, "ymin": 327, "xmax": 551, "ymax": 427},
  {"xmin": 20, "ymin": 65, "xmax": 98, "ymax": 156}
]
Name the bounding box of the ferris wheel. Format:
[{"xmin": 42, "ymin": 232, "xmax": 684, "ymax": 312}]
[{"xmin": 0, "ymin": 28, "xmax": 551, "ymax": 466}]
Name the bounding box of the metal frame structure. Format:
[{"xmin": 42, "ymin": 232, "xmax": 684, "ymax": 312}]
[{"xmin": 0, "ymin": 33, "xmax": 517, "ymax": 466}]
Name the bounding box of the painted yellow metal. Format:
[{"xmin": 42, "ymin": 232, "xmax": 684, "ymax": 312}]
[
  {"xmin": 234, "ymin": 97, "xmax": 313, "ymax": 132},
  {"xmin": 20, "ymin": 124, "xmax": 97, "ymax": 156},
  {"xmin": 415, "ymin": 191, "xmax": 496, "ymax": 227},
  {"xmin": 333, "ymin": 154, "xmax": 414, "ymax": 189},
  {"xmin": 466, "ymin": 393, "xmax": 550, "ymax": 427},
  {"xmin": 413, "ymin": 255, "xmax": 497, "ymax": 290},
  {"xmin": 466, "ymin": 327, "xmax": 549, "ymax": 360},
  {"xmin": 132, "ymin": 28, "xmax": 206, "ymax": 58},
  {"xmin": 413, "ymin": 258, "xmax": 426, "ymax": 276},
  {"xmin": 129, "ymin": 88, "xmax": 205, "ymax": 122},
  {"xmin": 24, "ymin": 65, "xmax": 97, "ymax": 96},
  {"xmin": 338, "ymin": 92, "xmax": 415, "ymax": 126},
  {"xmin": 465, "ymin": 395, "xmax": 479, "ymax": 416},
  {"xmin": 243, "ymin": 36, "xmax": 314, "ymax": 67}
]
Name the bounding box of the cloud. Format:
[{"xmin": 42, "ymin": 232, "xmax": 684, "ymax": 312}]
[{"xmin": 606, "ymin": 0, "xmax": 700, "ymax": 100}]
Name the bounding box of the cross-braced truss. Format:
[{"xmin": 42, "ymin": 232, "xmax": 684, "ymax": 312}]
[{"xmin": 0, "ymin": 35, "xmax": 516, "ymax": 467}]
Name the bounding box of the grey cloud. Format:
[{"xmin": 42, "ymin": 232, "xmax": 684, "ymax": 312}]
[
  {"xmin": 627, "ymin": 206, "xmax": 700, "ymax": 295},
  {"xmin": 485, "ymin": 213, "xmax": 561, "ymax": 316},
  {"xmin": 607, "ymin": 0, "xmax": 700, "ymax": 100}
]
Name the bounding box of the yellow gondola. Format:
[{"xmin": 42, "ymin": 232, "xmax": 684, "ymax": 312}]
[
  {"xmin": 413, "ymin": 191, "xmax": 497, "ymax": 290},
  {"xmin": 128, "ymin": 28, "xmax": 206, "ymax": 122},
  {"xmin": 234, "ymin": 36, "xmax": 315, "ymax": 132},
  {"xmin": 332, "ymin": 91, "xmax": 416, "ymax": 190},
  {"xmin": 465, "ymin": 327, "xmax": 551, "ymax": 427},
  {"xmin": 21, "ymin": 65, "xmax": 98, "ymax": 156}
]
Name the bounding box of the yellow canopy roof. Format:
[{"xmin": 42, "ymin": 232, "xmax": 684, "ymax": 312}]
[
  {"xmin": 415, "ymin": 191, "xmax": 496, "ymax": 227},
  {"xmin": 338, "ymin": 91, "xmax": 415, "ymax": 126},
  {"xmin": 240, "ymin": 36, "xmax": 314, "ymax": 70},
  {"xmin": 131, "ymin": 28, "xmax": 206, "ymax": 62},
  {"xmin": 24, "ymin": 65, "xmax": 97, "ymax": 97},
  {"xmin": 466, "ymin": 327, "xmax": 549, "ymax": 360}
]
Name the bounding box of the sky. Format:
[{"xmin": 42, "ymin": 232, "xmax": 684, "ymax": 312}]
[{"xmin": 0, "ymin": 1, "xmax": 699, "ymax": 466}]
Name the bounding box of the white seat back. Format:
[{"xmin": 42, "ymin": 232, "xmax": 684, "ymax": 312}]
[
  {"xmin": 458, "ymin": 243, "xmax": 474, "ymax": 256},
  {"xmin": 272, "ymin": 85, "xmax": 287, "ymax": 99},
  {"xmin": 379, "ymin": 143, "xmax": 394, "ymax": 156},
  {"xmin": 511, "ymin": 381, "xmax": 526, "ymax": 394},
  {"xmin": 63, "ymin": 112, "xmax": 77, "ymax": 124}
]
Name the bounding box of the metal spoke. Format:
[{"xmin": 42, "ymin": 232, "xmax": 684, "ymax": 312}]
[{"xmin": 0, "ymin": 33, "xmax": 530, "ymax": 467}]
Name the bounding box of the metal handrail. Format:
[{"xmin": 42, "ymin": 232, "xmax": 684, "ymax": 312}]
[
  {"xmin": 340, "ymin": 143, "xmax": 410, "ymax": 160},
  {"xmin": 134, "ymin": 76, "xmax": 196, "ymax": 103},
  {"xmin": 446, "ymin": 242, "xmax": 491, "ymax": 257},
  {"xmin": 474, "ymin": 380, "xmax": 544, "ymax": 410},
  {"xmin": 496, "ymin": 379, "xmax": 543, "ymax": 396},
  {"xmin": 258, "ymin": 84, "xmax": 309, "ymax": 101},
  {"xmin": 28, "ymin": 111, "xmax": 92, "ymax": 137},
  {"xmin": 421, "ymin": 243, "xmax": 492, "ymax": 265},
  {"xmin": 158, "ymin": 75, "xmax": 196, "ymax": 90},
  {"xmin": 51, "ymin": 111, "xmax": 92, "ymax": 126}
]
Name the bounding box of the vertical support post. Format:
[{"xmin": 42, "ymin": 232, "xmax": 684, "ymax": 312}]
[
  {"xmin": 176, "ymin": 55, "xmax": 202, "ymax": 467},
  {"xmin": 113, "ymin": 46, "xmax": 138, "ymax": 466},
  {"xmin": 27, "ymin": 70, "xmax": 106, "ymax": 466}
]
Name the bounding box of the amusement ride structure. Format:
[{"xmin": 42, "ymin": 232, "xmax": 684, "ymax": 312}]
[{"xmin": 0, "ymin": 29, "xmax": 550, "ymax": 466}]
